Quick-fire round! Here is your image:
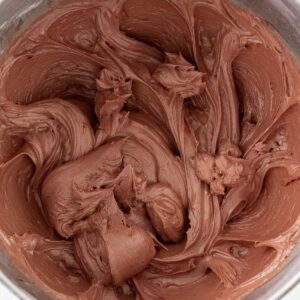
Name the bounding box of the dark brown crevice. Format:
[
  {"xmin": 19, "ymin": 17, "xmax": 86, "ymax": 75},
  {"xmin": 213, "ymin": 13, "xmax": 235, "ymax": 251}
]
[{"xmin": 233, "ymin": 73, "xmax": 245, "ymax": 127}]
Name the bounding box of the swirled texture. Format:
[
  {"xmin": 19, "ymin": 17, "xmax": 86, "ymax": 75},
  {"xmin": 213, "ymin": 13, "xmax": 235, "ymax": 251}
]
[{"xmin": 1, "ymin": 0, "xmax": 300, "ymax": 299}]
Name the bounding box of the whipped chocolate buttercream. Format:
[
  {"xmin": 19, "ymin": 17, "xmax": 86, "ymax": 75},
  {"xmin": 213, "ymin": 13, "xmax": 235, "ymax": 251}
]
[{"xmin": 1, "ymin": 0, "xmax": 300, "ymax": 299}]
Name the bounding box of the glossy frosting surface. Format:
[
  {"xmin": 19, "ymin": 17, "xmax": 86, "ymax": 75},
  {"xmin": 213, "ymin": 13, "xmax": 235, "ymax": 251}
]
[{"xmin": 1, "ymin": 0, "xmax": 300, "ymax": 299}]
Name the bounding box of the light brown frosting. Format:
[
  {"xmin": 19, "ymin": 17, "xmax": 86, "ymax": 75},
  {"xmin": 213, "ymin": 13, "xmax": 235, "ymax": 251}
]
[{"xmin": 1, "ymin": 0, "xmax": 300, "ymax": 299}]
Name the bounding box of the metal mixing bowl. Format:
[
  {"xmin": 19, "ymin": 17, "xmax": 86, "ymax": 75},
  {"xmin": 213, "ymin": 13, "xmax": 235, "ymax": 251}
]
[{"xmin": 0, "ymin": 0, "xmax": 300, "ymax": 299}]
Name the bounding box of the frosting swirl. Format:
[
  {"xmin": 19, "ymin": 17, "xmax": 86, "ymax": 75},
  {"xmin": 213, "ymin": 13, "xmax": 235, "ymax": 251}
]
[{"xmin": 1, "ymin": 0, "xmax": 300, "ymax": 299}]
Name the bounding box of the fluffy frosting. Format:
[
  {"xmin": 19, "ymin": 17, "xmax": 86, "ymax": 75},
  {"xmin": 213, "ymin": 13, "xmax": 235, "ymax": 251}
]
[{"xmin": 1, "ymin": 0, "xmax": 300, "ymax": 299}]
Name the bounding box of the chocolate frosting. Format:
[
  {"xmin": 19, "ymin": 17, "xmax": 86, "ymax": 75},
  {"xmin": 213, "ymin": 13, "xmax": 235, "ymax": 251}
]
[{"xmin": 1, "ymin": 0, "xmax": 300, "ymax": 299}]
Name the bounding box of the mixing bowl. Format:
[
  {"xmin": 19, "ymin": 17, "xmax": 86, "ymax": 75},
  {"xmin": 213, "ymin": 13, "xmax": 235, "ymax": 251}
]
[{"xmin": 0, "ymin": 0, "xmax": 300, "ymax": 299}]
